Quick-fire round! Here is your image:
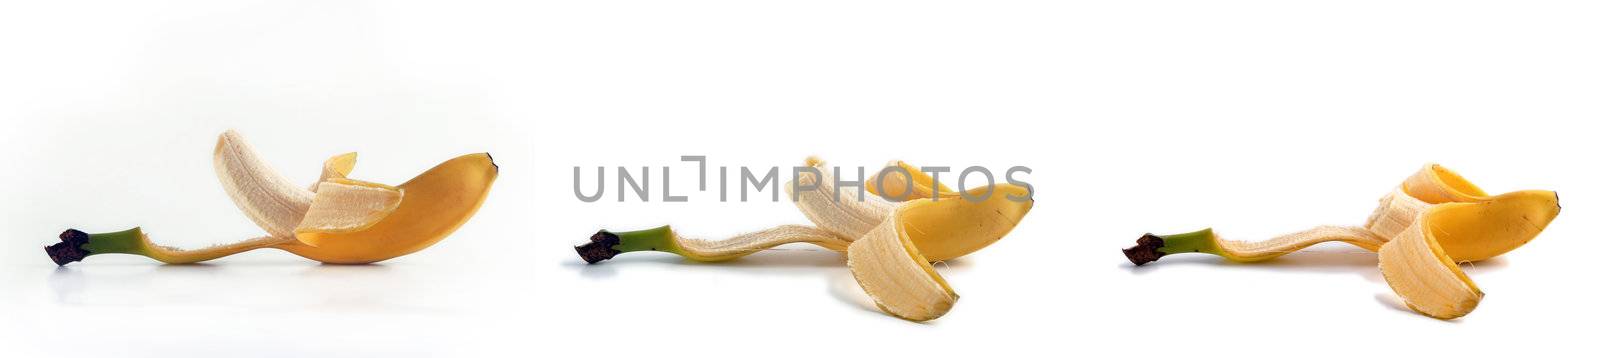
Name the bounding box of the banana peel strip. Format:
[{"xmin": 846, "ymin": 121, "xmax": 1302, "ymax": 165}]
[{"xmin": 310, "ymin": 152, "xmax": 359, "ymax": 192}]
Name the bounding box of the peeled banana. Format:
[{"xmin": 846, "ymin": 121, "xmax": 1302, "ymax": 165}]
[
  {"xmin": 1122, "ymin": 164, "xmax": 1559, "ymax": 319},
  {"xmin": 44, "ymin": 130, "xmax": 498, "ymax": 265},
  {"xmin": 576, "ymin": 157, "xmax": 1034, "ymax": 321}
]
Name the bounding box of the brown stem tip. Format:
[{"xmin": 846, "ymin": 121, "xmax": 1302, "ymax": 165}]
[
  {"xmin": 1121, "ymin": 233, "xmax": 1166, "ymax": 266},
  {"xmin": 45, "ymin": 229, "xmax": 91, "ymax": 266},
  {"xmin": 575, "ymin": 230, "xmax": 621, "ymax": 264}
]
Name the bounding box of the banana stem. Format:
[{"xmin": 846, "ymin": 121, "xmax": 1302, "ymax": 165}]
[
  {"xmin": 577, "ymin": 225, "xmax": 850, "ymax": 264},
  {"xmin": 1123, "ymin": 226, "xmax": 1387, "ymax": 266},
  {"xmin": 1121, "ymin": 228, "xmax": 1217, "ymax": 266},
  {"xmin": 575, "ymin": 225, "xmax": 681, "ymax": 264},
  {"xmin": 45, "ymin": 227, "xmax": 294, "ymax": 266}
]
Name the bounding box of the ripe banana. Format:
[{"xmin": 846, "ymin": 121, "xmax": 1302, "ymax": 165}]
[
  {"xmin": 576, "ymin": 157, "xmax": 1033, "ymax": 321},
  {"xmin": 1122, "ymin": 164, "xmax": 1559, "ymax": 319},
  {"xmin": 44, "ymin": 130, "xmax": 497, "ymax": 265}
]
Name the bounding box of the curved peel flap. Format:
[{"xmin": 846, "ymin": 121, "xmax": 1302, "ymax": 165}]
[
  {"xmin": 866, "ymin": 160, "xmax": 955, "ymax": 201},
  {"xmin": 310, "ymin": 152, "xmax": 359, "ymax": 192},
  {"xmin": 1378, "ymin": 204, "xmax": 1484, "ymax": 320},
  {"xmin": 900, "ymin": 184, "xmax": 1033, "ymax": 262},
  {"xmin": 1403, "ymin": 164, "xmax": 1490, "ymax": 204},
  {"xmin": 847, "ymin": 213, "xmax": 958, "ymax": 322},
  {"xmin": 1429, "ymin": 190, "xmax": 1560, "ymax": 263},
  {"xmin": 294, "ymin": 178, "xmax": 404, "ymax": 244}
]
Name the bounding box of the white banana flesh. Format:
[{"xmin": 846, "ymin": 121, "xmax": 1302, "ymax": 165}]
[
  {"xmin": 214, "ymin": 130, "xmax": 315, "ymax": 237},
  {"xmin": 212, "ymin": 130, "xmax": 404, "ymax": 243}
]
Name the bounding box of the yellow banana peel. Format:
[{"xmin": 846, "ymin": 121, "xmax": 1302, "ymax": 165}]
[
  {"xmin": 44, "ymin": 131, "xmax": 498, "ymax": 265},
  {"xmin": 1123, "ymin": 164, "xmax": 1559, "ymax": 319},
  {"xmin": 577, "ymin": 157, "xmax": 1033, "ymax": 321}
]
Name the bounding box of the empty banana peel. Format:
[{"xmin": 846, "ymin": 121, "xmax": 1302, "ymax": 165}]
[
  {"xmin": 44, "ymin": 130, "xmax": 498, "ymax": 265},
  {"xmin": 1123, "ymin": 164, "xmax": 1559, "ymax": 319},
  {"xmin": 577, "ymin": 157, "xmax": 1034, "ymax": 321},
  {"xmin": 1378, "ymin": 187, "xmax": 1558, "ymax": 319}
]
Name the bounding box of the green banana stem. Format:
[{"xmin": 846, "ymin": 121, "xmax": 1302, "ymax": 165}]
[
  {"xmin": 575, "ymin": 225, "xmax": 682, "ymax": 264},
  {"xmin": 1122, "ymin": 228, "xmax": 1218, "ymax": 265},
  {"xmin": 45, "ymin": 227, "xmax": 291, "ymax": 266}
]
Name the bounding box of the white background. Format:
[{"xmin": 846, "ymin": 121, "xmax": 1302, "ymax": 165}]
[{"xmin": 3, "ymin": 1, "xmax": 1598, "ymax": 357}]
